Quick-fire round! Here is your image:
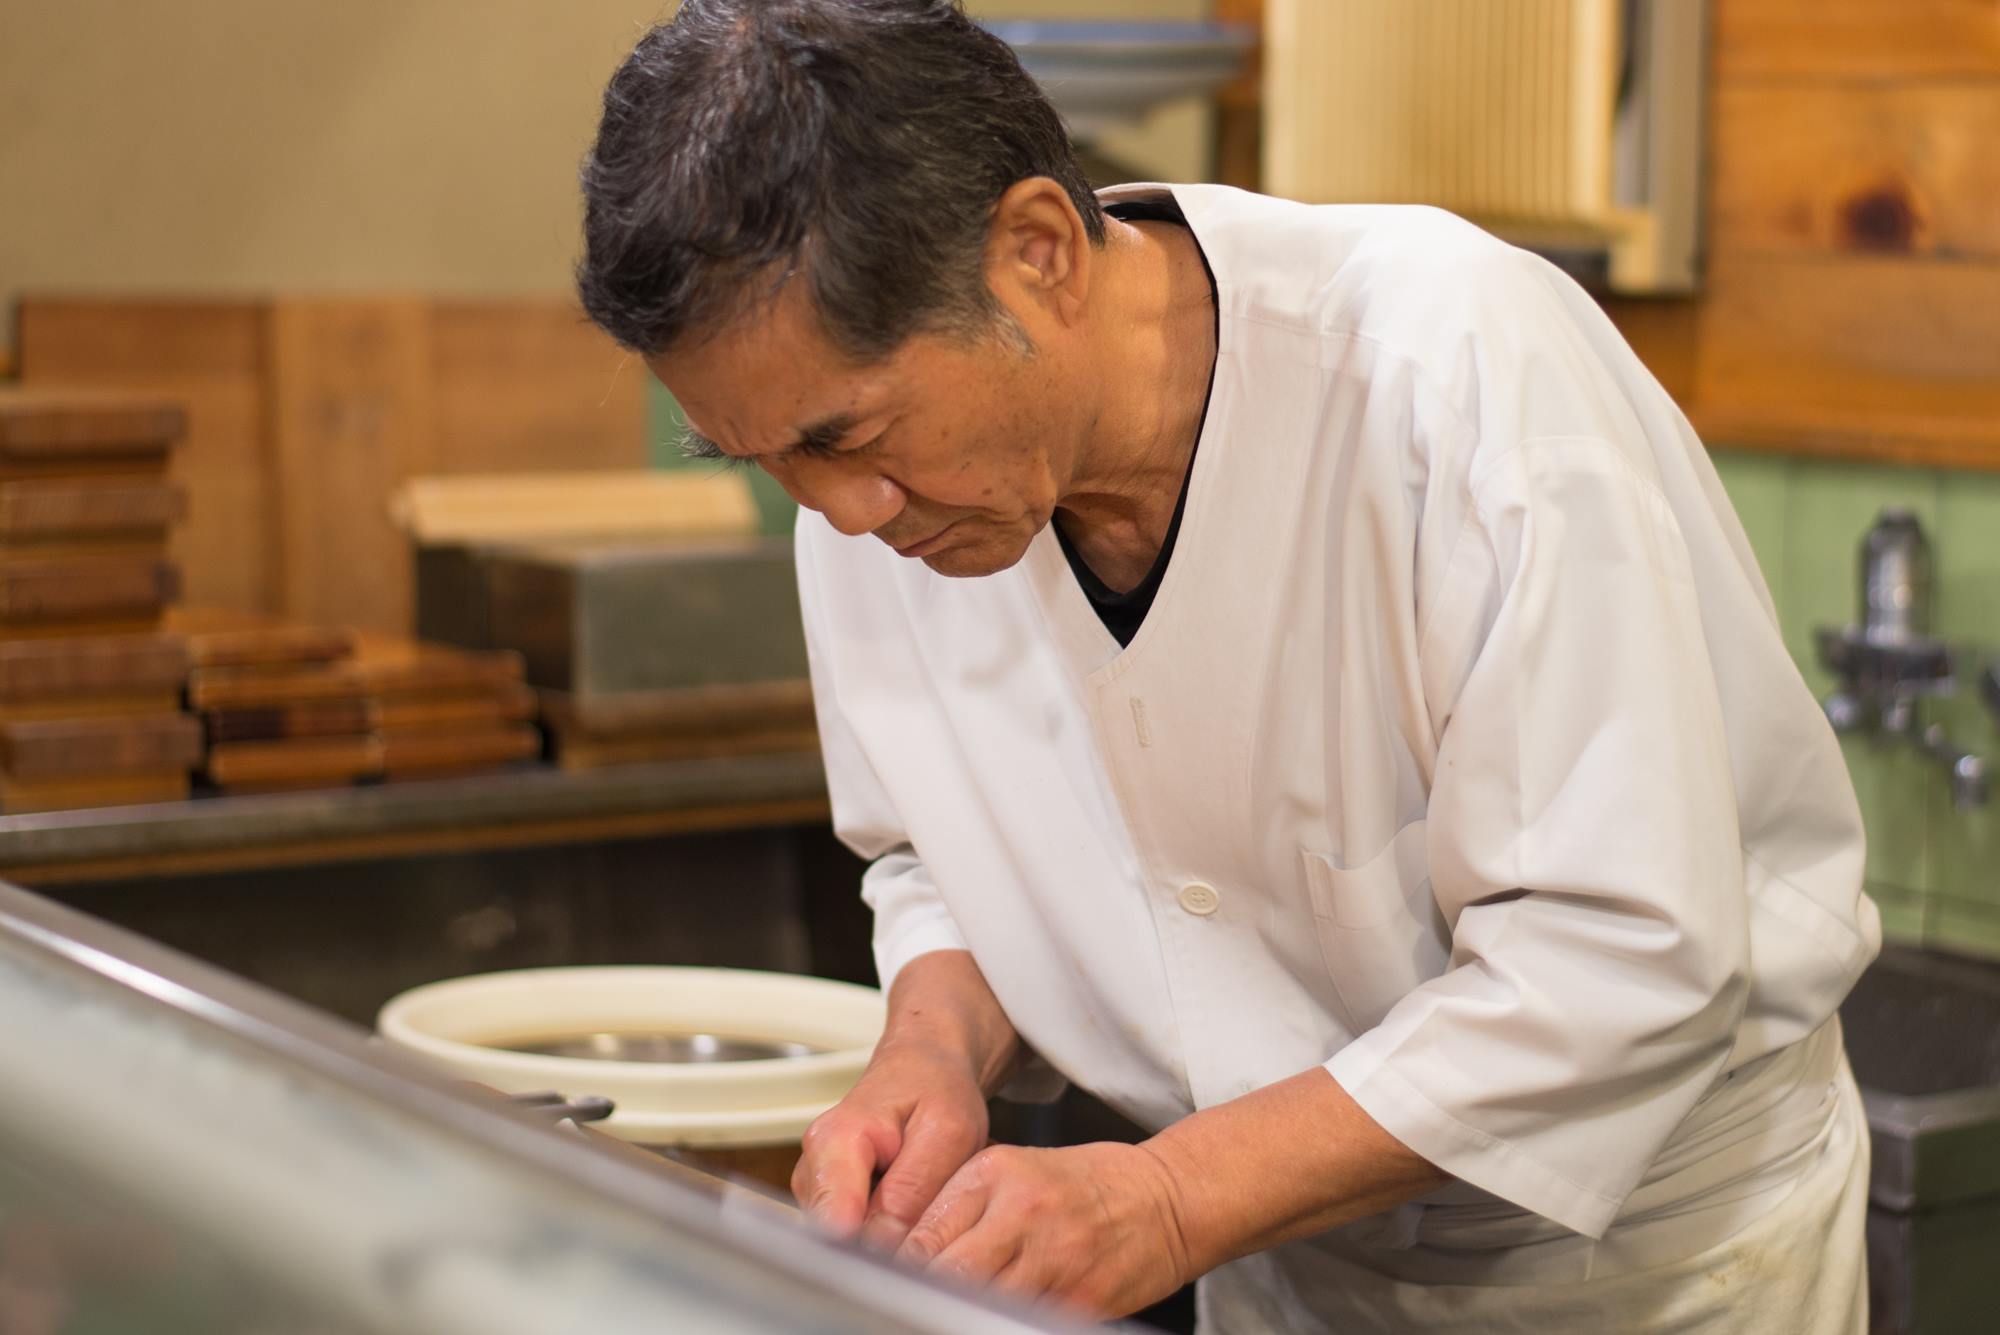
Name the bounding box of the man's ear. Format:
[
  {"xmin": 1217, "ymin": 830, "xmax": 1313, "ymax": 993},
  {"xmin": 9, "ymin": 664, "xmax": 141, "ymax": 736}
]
[{"xmin": 983, "ymin": 176, "xmax": 1093, "ymax": 327}]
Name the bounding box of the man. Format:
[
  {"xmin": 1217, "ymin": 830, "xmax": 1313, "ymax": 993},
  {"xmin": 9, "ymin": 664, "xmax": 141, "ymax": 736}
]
[{"xmin": 577, "ymin": 3, "xmax": 1879, "ymax": 1331}]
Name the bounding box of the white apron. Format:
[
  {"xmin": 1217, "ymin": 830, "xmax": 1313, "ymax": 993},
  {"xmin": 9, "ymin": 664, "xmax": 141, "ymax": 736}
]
[{"xmin": 1197, "ymin": 1021, "xmax": 1868, "ymax": 1333}]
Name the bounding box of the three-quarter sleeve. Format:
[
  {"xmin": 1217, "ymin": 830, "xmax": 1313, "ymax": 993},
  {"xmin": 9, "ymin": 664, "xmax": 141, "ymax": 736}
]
[{"xmin": 1326, "ymin": 435, "xmax": 1751, "ymax": 1238}]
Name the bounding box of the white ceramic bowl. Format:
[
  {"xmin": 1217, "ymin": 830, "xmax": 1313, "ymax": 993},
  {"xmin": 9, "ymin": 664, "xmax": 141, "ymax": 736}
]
[{"xmin": 377, "ymin": 966, "xmax": 885, "ymax": 1147}]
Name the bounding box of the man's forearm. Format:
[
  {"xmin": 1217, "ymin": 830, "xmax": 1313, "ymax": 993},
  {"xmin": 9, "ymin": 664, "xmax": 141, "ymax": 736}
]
[
  {"xmin": 878, "ymin": 949, "xmax": 1025, "ymax": 1095},
  {"xmin": 1142, "ymin": 1067, "xmax": 1451, "ymax": 1277}
]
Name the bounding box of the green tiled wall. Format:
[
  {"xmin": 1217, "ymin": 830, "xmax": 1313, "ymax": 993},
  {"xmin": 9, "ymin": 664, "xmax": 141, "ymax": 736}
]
[{"xmin": 1711, "ymin": 451, "xmax": 2000, "ymax": 960}]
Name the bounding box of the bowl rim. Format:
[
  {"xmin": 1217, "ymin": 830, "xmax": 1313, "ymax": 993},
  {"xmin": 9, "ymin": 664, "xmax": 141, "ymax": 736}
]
[{"xmin": 377, "ymin": 964, "xmax": 883, "ymax": 1083}]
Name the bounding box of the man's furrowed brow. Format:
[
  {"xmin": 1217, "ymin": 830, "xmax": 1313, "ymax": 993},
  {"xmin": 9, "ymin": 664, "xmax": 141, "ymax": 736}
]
[{"xmin": 793, "ymin": 412, "xmax": 859, "ymax": 451}]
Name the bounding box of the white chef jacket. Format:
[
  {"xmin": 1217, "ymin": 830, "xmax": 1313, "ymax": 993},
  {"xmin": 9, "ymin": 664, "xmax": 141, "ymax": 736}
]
[{"xmin": 794, "ymin": 184, "xmax": 1880, "ymax": 1323}]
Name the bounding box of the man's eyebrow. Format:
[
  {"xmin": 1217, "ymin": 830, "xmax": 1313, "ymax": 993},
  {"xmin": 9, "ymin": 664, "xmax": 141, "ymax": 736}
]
[
  {"xmin": 677, "ymin": 412, "xmax": 862, "ymax": 466},
  {"xmin": 792, "ymin": 412, "xmax": 859, "ymax": 451}
]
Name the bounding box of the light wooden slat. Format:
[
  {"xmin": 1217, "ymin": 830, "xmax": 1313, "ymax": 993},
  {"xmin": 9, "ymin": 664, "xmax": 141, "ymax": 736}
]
[
  {"xmin": 1711, "ymin": 84, "xmax": 2000, "ymax": 260},
  {"xmin": 427, "ymin": 301, "xmax": 647, "ymax": 475},
  {"xmin": 267, "ymin": 299, "xmax": 435, "ymax": 633},
  {"xmin": 16, "ymin": 300, "xmax": 279, "ymax": 615},
  {"xmin": 1715, "ymin": 0, "xmax": 2000, "ymax": 81},
  {"xmin": 1689, "ymin": 252, "xmax": 2000, "ymax": 462}
]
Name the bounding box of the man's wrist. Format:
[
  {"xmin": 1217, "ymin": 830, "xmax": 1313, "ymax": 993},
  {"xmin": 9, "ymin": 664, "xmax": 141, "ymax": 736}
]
[
  {"xmin": 880, "ymin": 952, "xmax": 1024, "ymax": 1095},
  {"xmin": 878, "ymin": 1019, "xmax": 1020, "ymax": 1093},
  {"xmin": 1138, "ymin": 1128, "xmax": 1222, "ymax": 1279}
]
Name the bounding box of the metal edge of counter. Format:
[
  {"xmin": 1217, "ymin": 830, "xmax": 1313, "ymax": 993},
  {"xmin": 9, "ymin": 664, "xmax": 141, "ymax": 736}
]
[
  {"xmin": 0, "ymin": 752, "xmax": 832, "ymax": 874},
  {"xmin": 0, "ymin": 878, "xmax": 1084, "ymax": 1335}
]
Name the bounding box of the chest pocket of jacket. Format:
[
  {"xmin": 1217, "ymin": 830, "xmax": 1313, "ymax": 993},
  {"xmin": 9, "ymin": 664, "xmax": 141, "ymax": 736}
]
[{"xmin": 1302, "ymin": 820, "xmax": 1451, "ymax": 1032}]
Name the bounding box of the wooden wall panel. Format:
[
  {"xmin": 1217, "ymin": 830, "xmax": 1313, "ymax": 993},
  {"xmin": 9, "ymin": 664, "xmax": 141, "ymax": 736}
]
[
  {"xmin": 1212, "ymin": 0, "xmax": 1265, "ymax": 190},
  {"xmin": 1716, "ymin": 0, "xmax": 2000, "ymax": 81},
  {"xmin": 268, "ymin": 300, "xmax": 434, "ymax": 634},
  {"xmin": 16, "ymin": 297, "xmax": 648, "ymax": 632},
  {"xmin": 1711, "ymin": 85, "xmax": 2000, "ymax": 260},
  {"xmin": 1690, "ymin": 253, "xmax": 2000, "ymax": 465},
  {"xmin": 1626, "ymin": 0, "xmax": 2000, "ymax": 469},
  {"xmin": 1598, "ymin": 296, "xmax": 1700, "ymax": 409},
  {"xmin": 14, "ymin": 300, "xmax": 280, "ymax": 614},
  {"xmin": 427, "ymin": 302, "xmax": 647, "ymax": 476}
]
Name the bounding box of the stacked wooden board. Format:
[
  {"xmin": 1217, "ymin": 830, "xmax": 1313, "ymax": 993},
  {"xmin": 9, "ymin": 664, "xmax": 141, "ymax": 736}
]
[
  {"xmin": 0, "ymin": 389, "xmax": 199, "ymax": 812},
  {"xmin": 540, "ymin": 682, "xmax": 817, "ymax": 773},
  {"xmin": 177, "ymin": 609, "xmax": 538, "ymax": 792}
]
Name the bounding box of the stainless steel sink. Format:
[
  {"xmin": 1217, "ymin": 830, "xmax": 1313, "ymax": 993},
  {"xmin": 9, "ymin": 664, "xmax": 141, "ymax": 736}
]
[{"xmin": 1840, "ymin": 943, "xmax": 2000, "ymax": 1335}]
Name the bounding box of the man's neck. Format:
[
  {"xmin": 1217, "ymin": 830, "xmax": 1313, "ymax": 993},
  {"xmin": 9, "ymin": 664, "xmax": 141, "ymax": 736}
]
[{"xmin": 1055, "ymin": 214, "xmax": 1216, "ymax": 594}]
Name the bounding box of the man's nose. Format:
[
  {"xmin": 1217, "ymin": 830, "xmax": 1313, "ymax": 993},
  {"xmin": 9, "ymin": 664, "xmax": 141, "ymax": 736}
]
[{"xmin": 783, "ymin": 459, "xmax": 904, "ymax": 538}]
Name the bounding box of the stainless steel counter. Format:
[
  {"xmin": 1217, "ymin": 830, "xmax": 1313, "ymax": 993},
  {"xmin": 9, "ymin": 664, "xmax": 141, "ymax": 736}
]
[{"xmin": 0, "ymin": 878, "xmax": 1079, "ymax": 1335}]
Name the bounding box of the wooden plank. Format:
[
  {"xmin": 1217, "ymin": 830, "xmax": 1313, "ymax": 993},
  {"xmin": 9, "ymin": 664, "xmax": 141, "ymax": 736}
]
[
  {"xmin": 551, "ymin": 725, "xmax": 820, "ymax": 773},
  {"xmin": 206, "ymin": 735, "xmax": 383, "ymax": 786},
  {"xmin": 0, "ymin": 388, "xmax": 185, "ymax": 454},
  {"xmin": 0, "ymin": 618, "xmax": 163, "ymax": 642},
  {"xmin": 0, "ymin": 556, "xmax": 179, "ymax": 623},
  {"xmin": 539, "ymin": 680, "xmax": 813, "ymax": 734},
  {"xmin": 268, "ymin": 299, "xmax": 435, "ymax": 634},
  {"xmin": 1711, "ymin": 84, "xmax": 2000, "ymax": 261},
  {"xmin": 427, "ymin": 302, "xmax": 647, "ymax": 475},
  {"xmin": 0, "ymin": 692, "xmax": 185, "ymax": 722},
  {"xmin": 0, "ymin": 771, "xmax": 190, "ymax": 815},
  {"xmin": 1715, "ymin": 0, "xmax": 2000, "ymax": 81},
  {"xmin": 0, "ymin": 633, "xmax": 188, "ymax": 701},
  {"xmin": 203, "ymin": 700, "xmax": 374, "ymax": 744},
  {"xmin": 379, "ymin": 723, "xmax": 541, "ymax": 776},
  {"xmin": 189, "ymin": 643, "xmax": 523, "ymax": 710},
  {"xmin": 377, "ymin": 684, "xmax": 536, "ymax": 732},
  {"xmin": 0, "ymin": 713, "xmax": 202, "ymax": 781},
  {"xmin": 0, "ymin": 477, "xmax": 185, "ymax": 539},
  {"xmin": 1689, "ymin": 252, "xmax": 2000, "ymax": 463},
  {"xmin": 16, "ymin": 300, "xmax": 279, "ymax": 615}
]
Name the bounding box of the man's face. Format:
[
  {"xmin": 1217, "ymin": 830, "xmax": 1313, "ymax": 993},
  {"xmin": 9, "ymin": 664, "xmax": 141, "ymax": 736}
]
[{"xmin": 651, "ymin": 284, "xmax": 1083, "ymax": 579}]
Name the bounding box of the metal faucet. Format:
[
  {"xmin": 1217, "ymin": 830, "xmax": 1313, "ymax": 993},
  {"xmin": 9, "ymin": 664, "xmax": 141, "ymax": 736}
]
[{"xmin": 1818, "ymin": 509, "xmax": 1988, "ymax": 810}]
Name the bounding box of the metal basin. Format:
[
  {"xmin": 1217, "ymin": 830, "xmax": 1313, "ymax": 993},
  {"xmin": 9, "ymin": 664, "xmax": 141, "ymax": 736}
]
[
  {"xmin": 1840, "ymin": 944, "xmax": 2000, "ymax": 1334},
  {"xmin": 1841, "ymin": 944, "xmax": 2000, "ymax": 1212},
  {"xmin": 502, "ymin": 1031, "xmax": 827, "ymax": 1063}
]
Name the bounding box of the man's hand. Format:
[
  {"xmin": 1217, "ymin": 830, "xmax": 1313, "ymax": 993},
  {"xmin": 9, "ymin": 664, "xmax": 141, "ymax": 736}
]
[
  {"xmin": 791, "ymin": 950, "xmax": 1025, "ymax": 1250},
  {"xmin": 894, "ymin": 1141, "xmax": 1192, "ymax": 1320},
  {"xmin": 792, "ymin": 1038, "xmax": 991, "ymax": 1249},
  {"xmin": 887, "ymin": 1067, "xmax": 1449, "ymax": 1319}
]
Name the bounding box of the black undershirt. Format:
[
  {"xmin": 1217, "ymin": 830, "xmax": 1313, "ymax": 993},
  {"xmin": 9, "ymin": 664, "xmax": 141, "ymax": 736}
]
[{"xmin": 1055, "ymin": 198, "xmax": 1219, "ymax": 648}]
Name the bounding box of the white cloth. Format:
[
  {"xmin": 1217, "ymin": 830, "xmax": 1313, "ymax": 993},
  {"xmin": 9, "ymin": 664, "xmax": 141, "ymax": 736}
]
[
  {"xmin": 1201, "ymin": 1048, "xmax": 1870, "ymax": 1334},
  {"xmin": 795, "ymin": 183, "xmax": 1880, "ymax": 1329}
]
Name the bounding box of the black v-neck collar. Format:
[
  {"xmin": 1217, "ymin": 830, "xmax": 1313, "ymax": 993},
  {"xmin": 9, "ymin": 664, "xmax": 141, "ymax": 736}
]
[{"xmin": 1054, "ymin": 195, "xmax": 1219, "ymax": 648}]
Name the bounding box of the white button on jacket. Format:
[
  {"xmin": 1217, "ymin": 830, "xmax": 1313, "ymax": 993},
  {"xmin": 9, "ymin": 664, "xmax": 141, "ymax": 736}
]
[
  {"xmin": 795, "ymin": 184, "xmax": 1879, "ymax": 1330},
  {"xmin": 1178, "ymin": 882, "xmax": 1220, "ymax": 916}
]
